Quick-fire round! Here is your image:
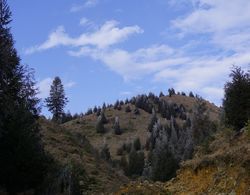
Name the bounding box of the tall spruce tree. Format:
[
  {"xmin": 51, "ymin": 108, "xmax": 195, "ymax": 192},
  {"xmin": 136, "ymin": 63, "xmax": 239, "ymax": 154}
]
[
  {"xmin": 223, "ymin": 66, "xmax": 250, "ymax": 131},
  {"xmin": 0, "ymin": 0, "xmax": 50, "ymax": 193},
  {"xmin": 45, "ymin": 76, "xmax": 68, "ymax": 122}
]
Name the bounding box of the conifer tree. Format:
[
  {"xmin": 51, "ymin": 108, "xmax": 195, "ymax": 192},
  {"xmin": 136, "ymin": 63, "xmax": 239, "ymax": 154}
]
[
  {"xmin": 45, "ymin": 76, "xmax": 68, "ymax": 122},
  {"xmin": 113, "ymin": 116, "xmax": 122, "ymax": 135},
  {"xmin": 0, "ymin": 1, "xmax": 50, "ymax": 192},
  {"xmin": 96, "ymin": 115, "xmax": 105, "ymax": 133},
  {"xmin": 223, "ymin": 66, "xmax": 250, "ymax": 131},
  {"xmin": 148, "ymin": 108, "xmax": 157, "ymax": 132}
]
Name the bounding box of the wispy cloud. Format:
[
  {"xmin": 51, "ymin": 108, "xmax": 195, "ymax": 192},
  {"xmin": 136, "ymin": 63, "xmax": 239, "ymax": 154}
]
[
  {"xmin": 70, "ymin": 0, "xmax": 99, "ymax": 12},
  {"xmin": 119, "ymin": 91, "xmax": 132, "ymax": 96},
  {"xmin": 65, "ymin": 81, "xmax": 76, "ymax": 88},
  {"xmin": 29, "ymin": 1, "xmax": 250, "ymax": 105},
  {"xmin": 36, "ymin": 78, "xmax": 53, "ymax": 99},
  {"xmin": 25, "ymin": 20, "xmax": 143, "ymax": 54},
  {"xmin": 36, "ymin": 78, "xmax": 76, "ymax": 99},
  {"xmin": 172, "ymin": 0, "xmax": 250, "ymax": 52}
]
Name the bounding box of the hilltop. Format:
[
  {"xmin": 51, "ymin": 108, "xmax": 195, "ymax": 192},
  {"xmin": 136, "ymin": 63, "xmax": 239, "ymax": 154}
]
[
  {"xmin": 38, "ymin": 93, "xmax": 221, "ymax": 194},
  {"xmin": 62, "ymin": 94, "xmax": 220, "ymax": 161}
]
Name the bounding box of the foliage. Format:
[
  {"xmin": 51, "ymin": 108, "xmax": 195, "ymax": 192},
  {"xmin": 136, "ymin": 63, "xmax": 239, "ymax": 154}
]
[
  {"xmin": 96, "ymin": 116, "xmax": 105, "ymax": 133},
  {"xmin": 192, "ymin": 97, "xmax": 217, "ymax": 144},
  {"xmin": 148, "ymin": 108, "xmax": 157, "ymax": 132},
  {"xmin": 223, "ymin": 66, "xmax": 250, "ymax": 131},
  {"xmin": 0, "ymin": 1, "xmax": 51, "ymax": 192},
  {"xmin": 127, "ymin": 150, "xmax": 145, "ymax": 177},
  {"xmin": 246, "ymin": 119, "xmax": 250, "ymax": 138},
  {"xmin": 45, "ymin": 76, "xmax": 68, "ymax": 123},
  {"xmin": 113, "ymin": 116, "xmax": 122, "ymax": 135},
  {"xmin": 125, "ymin": 105, "xmax": 131, "ymax": 112},
  {"xmin": 168, "ymin": 88, "xmax": 175, "ymax": 97},
  {"xmin": 133, "ymin": 107, "xmax": 140, "ymax": 115},
  {"xmin": 133, "ymin": 137, "xmax": 141, "ymax": 151},
  {"xmin": 120, "ymin": 155, "xmax": 128, "ymax": 175},
  {"xmin": 189, "ymin": 91, "xmax": 195, "ymax": 97},
  {"xmin": 100, "ymin": 144, "xmax": 111, "ymax": 162},
  {"xmin": 151, "ymin": 146, "xmax": 178, "ymax": 182}
]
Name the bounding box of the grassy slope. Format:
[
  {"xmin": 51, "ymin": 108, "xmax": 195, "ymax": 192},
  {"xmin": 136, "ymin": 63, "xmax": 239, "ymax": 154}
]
[
  {"xmin": 40, "ymin": 94, "xmax": 221, "ymax": 194},
  {"xmin": 40, "ymin": 118, "xmax": 128, "ymax": 194},
  {"xmin": 62, "ymin": 95, "xmax": 220, "ymax": 161}
]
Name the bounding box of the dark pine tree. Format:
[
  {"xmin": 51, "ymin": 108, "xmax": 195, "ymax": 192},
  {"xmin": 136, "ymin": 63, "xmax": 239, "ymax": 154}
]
[
  {"xmin": 0, "ymin": 1, "xmax": 51, "ymax": 193},
  {"xmin": 45, "ymin": 76, "xmax": 68, "ymax": 123},
  {"xmin": 223, "ymin": 66, "xmax": 250, "ymax": 131}
]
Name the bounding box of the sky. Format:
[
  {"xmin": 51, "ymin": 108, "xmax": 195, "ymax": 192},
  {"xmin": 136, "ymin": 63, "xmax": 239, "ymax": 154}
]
[{"xmin": 9, "ymin": 0, "xmax": 250, "ymax": 115}]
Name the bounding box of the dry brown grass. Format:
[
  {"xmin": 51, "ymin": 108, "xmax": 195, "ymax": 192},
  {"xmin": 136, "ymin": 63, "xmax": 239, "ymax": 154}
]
[
  {"xmin": 62, "ymin": 95, "xmax": 220, "ymax": 162},
  {"xmin": 39, "ymin": 118, "xmax": 128, "ymax": 194}
]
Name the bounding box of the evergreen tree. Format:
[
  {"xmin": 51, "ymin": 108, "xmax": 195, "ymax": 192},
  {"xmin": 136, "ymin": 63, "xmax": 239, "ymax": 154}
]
[
  {"xmin": 45, "ymin": 76, "xmax": 68, "ymax": 123},
  {"xmin": 133, "ymin": 106, "xmax": 140, "ymax": 115},
  {"xmin": 125, "ymin": 105, "xmax": 131, "ymax": 112},
  {"xmin": 133, "ymin": 137, "xmax": 141, "ymax": 151},
  {"xmin": 96, "ymin": 116, "xmax": 105, "ymax": 133},
  {"xmin": 159, "ymin": 91, "xmax": 164, "ymax": 97},
  {"xmin": 192, "ymin": 97, "xmax": 217, "ymax": 144},
  {"xmin": 100, "ymin": 144, "xmax": 111, "ymax": 162},
  {"xmin": 0, "ymin": 1, "xmax": 50, "ymax": 192},
  {"xmin": 168, "ymin": 88, "xmax": 175, "ymax": 97},
  {"xmin": 127, "ymin": 150, "xmax": 145, "ymax": 177},
  {"xmin": 189, "ymin": 91, "xmax": 195, "ymax": 97},
  {"xmin": 223, "ymin": 66, "xmax": 250, "ymax": 131},
  {"xmin": 148, "ymin": 108, "xmax": 157, "ymax": 132},
  {"xmin": 151, "ymin": 146, "xmax": 178, "ymax": 182},
  {"xmin": 120, "ymin": 155, "xmax": 128, "ymax": 175},
  {"xmin": 113, "ymin": 116, "xmax": 122, "ymax": 135},
  {"xmin": 85, "ymin": 108, "xmax": 93, "ymax": 115},
  {"xmin": 100, "ymin": 110, "xmax": 108, "ymax": 124}
]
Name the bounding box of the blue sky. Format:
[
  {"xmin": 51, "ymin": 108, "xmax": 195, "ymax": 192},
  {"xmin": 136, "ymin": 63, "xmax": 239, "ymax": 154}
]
[{"xmin": 9, "ymin": 0, "xmax": 250, "ymax": 115}]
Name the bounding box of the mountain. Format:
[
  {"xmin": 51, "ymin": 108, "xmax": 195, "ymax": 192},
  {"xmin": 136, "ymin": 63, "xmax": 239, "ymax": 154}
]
[
  {"xmin": 62, "ymin": 94, "xmax": 220, "ymax": 162},
  {"xmin": 37, "ymin": 93, "xmax": 222, "ymax": 194}
]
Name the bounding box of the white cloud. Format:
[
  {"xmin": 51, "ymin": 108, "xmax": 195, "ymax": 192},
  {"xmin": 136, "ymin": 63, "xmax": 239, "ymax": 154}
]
[
  {"xmin": 172, "ymin": 0, "xmax": 250, "ymax": 52},
  {"xmin": 25, "ymin": 21, "xmax": 143, "ymax": 54},
  {"xmin": 79, "ymin": 17, "xmax": 89, "ymax": 26},
  {"xmin": 36, "ymin": 78, "xmax": 76, "ymax": 99},
  {"xmin": 65, "ymin": 81, "xmax": 76, "ymax": 88},
  {"xmin": 119, "ymin": 91, "xmax": 132, "ymax": 96},
  {"xmin": 30, "ymin": 1, "xmax": 250, "ymax": 106},
  {"xmin": 70, "ymin": 0, "xmax": 98, "ymax": 12},
  {"xmin": 84, "ymin": 0, "xmax": 98, "ymax": 8},
  {"xmin": 36, "ymin": 78, "xmax": 53, "ymax": 99},
  {"xmin": 68, "ymin": 44, "xmax": 189, "ymax": 80}
]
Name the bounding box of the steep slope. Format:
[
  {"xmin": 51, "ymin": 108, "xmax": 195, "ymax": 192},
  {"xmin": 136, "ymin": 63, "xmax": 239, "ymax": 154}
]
[
  {"xmin": 39, "ymin": 118, "xmax": 128, "ymax": 194},
  {"xmin": 116, "ymin": 129, "xmax": 250, "ymax": 194}
]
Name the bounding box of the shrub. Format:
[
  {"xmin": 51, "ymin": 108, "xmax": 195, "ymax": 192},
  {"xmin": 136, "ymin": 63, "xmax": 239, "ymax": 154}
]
[
  {"xmin": 246, "ymin": 119, "xmax": 250, "ymax": 138},
  {"xmin": 133, "ymin": 107, "xmax": 140, "ymax": 115},
  {"xmin": 151, "ymin": 146, "xmax": 178, "ymax": 182},
  {"xmin": 127, "ymin": 150, "xmax": 145, "ymax": 177},
  {"xmin": 96, "ymin": 117, "xmax": 105, "ymax": 133},
  {"xmin": 125, "ymin": 105, "xmax": 131, "ymax": 112},
  {"xmin": 120, "ymin": 155, "xmax": 128, "ymax": 175},
  {"xmin": 117, "ymin": 146, "xmax": 124, "ymax": 156},
  {"xmin": 133, "ymin": 137, "xmax": 141, "ymax": 151},
  {"xmin": 100, "ymin": 144, "xmax": 111, "ymax": 162},
  {"xmin": 113, "ymin": 116, "xmax": 122, "ymax": 135}
]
